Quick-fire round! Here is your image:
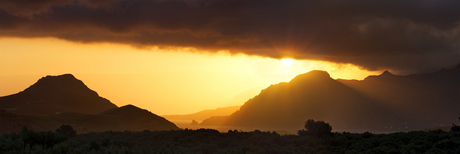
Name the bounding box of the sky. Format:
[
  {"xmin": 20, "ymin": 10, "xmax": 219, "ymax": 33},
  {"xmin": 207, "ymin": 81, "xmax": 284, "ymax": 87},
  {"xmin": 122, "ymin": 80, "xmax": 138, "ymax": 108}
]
[
  {"xmin": 0, "ymin": 37, "xmax": 380, "ymax": 115},
  {"xmin": 0, "ymin": 0, "xmax": 459, "ymax": 114}
]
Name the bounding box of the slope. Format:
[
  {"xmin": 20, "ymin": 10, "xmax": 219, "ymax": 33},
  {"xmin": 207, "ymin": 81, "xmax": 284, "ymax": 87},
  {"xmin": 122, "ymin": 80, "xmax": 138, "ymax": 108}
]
[
  {"xmin": 338, "ymin": 64, "xmax": 460, "ymax": 129},
  {"xmin": 0, "ymin": 104, "xmax": 179, "ymax": 134},
  {"xmin": 201, "ymin": 65, "xmax": 460, "ymax": 132},
  {"xmin": 0, "ymin": 74, "xmax": 117, "ymax": 115}
]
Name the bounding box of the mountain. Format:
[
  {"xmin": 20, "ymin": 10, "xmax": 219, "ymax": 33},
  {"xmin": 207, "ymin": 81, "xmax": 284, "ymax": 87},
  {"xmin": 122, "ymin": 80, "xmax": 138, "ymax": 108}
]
[
  {"xmin": 162, "ymin": 106, "xmax": 240, "ymax": 121},
  {"xmin": 0, "ymin": 104, "xmax": 179, "ymax": 134},
  {"xmin": 96, "ymin": 105, "xmax": 179, "ymax": 131},
  {"xmin": 201, "ymin": 64, "xmax": 460, "ymax": 132},
  {"xmin": 338, "ymin": 64, "xmax": 460, "ymax": 130},
  {"xmin": 0, "ymin": 74, "xmax": 117, "ymax": 115}
]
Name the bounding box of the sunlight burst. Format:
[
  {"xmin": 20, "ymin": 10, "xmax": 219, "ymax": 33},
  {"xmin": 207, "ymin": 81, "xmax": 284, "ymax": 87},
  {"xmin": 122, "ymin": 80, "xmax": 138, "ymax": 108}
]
[{"xmin": 281, "ymin": 58, "xmax": 294, "ymax": 66}]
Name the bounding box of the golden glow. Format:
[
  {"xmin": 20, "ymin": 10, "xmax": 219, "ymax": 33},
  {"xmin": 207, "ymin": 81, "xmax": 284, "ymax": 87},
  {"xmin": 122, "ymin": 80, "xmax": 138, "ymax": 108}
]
[
  {"xmin": 0, "ymin": 37, "xmax": 382, "ymax": 115},
  {"xmin": 281, "ymin": 58, "xmax": 294, "ymax": 66}
]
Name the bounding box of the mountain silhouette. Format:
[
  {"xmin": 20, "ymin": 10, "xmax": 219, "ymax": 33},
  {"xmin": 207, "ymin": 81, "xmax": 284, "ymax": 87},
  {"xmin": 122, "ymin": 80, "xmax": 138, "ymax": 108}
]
[
  {"xmin": 0, "ymin": 104, "xmax": 179, "ymax": 134},
  {"xmin": 0, "ymin": 74, "xmax": 117, "ymax": 115},
  {"xmin": 162, "ymin": 106, "xmax": 240, "ymax": 121},
  {"xmin": 339, "ymin": 63, "xmax": 460, "ymax": 130},
  {"xmin": 201, "ymin": 64, "xmax": 460, "ymax": 132},
  {"xmin": 96, "ymin": 105, "xmax": 179, "ymax": 131},
  {"xmin": 191, "ymin": 120, "xmax": 199, "ymax": 125}
]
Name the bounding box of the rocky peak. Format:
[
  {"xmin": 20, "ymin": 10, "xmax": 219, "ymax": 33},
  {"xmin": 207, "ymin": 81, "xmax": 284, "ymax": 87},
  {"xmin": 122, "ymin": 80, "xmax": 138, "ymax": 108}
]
[
  {"xmin": 379, "ymin": 70, "xmax": 394, "ymax": 77},
  {"xmin": 289, "ymin": 70, "xmax": 333, "ymax": 84},
  {"xmin": 21, "ymin": 74, "xmax": 98, "ymax": 97}
]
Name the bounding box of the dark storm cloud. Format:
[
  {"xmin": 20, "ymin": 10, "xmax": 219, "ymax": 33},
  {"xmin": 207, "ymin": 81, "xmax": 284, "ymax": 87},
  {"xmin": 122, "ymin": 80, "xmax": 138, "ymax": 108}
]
[{"xmin": 1, "ymin": 0, "xmax": 459, "ymax": 73}]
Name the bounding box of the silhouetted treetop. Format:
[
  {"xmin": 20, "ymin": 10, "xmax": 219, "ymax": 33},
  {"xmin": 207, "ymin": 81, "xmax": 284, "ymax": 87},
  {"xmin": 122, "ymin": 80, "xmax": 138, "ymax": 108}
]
[
  {"xmin": 55, "ymin": 125, "xmax": 76, "ymax": 137},
  {"xmin": 298, "ymin": 119, "xmax": 332, "ymax": 137}
]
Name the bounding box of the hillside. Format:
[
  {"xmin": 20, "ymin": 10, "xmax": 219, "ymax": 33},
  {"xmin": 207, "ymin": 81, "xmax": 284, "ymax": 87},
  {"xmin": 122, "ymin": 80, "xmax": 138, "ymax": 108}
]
[
  {"xmin": 0, "ymin": 104, "xmax": 179, "ymax": 134},
  {"xmin": 201, "ymin": 64, "xmax": 460, "ymax": 132},
  {"xmin": 96, "ymin": 105, "xmax": 179, "ymax": 132},
  {"xmin": 162, "ymin": 106, "xmax": 240, "ymax": 121},
  {"xmin": 337, "ymin": 64, "xmax": 460, "ymax": 130},
  {"xmin": 0, "ymin": 74, "xmax": 117, "ymax": 115}
]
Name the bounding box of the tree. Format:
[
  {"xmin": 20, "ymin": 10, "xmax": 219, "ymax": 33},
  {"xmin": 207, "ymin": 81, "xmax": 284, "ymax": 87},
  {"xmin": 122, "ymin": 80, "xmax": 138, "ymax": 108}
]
[
  {"xmin": 55, "ymin": 125, "xmax": 76, "ymax": 137},
  {"xmin": 298, "ymin": 119, "xmax": 332, "ymax": 137},
  {"xmin": 451, "ymin": 117, "xmax": 460, "ymax": 132}
]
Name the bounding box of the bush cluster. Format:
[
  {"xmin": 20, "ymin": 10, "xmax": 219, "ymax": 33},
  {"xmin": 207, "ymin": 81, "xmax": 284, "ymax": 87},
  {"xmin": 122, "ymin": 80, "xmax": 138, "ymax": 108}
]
[{"xmin": 1, "ymin": 122, "xmax": 460, "ymax": 153}]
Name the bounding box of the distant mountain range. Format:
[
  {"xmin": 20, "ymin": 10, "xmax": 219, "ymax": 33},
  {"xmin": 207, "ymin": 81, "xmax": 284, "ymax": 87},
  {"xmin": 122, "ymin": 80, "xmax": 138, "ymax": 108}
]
[
  {"xmin": 162, "ymin": 106, "xmax": 240, "ymax": 121},
  {"xmin": 0, "ymin": 74, "xmax": 178, "ymax": 134},
  {"xmin": 201, "ymin": 64, "xmax": 460, "ymax": 132}
]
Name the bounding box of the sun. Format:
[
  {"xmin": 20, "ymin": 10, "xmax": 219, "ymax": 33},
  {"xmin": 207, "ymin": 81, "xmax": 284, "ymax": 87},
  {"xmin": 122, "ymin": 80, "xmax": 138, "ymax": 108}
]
[{"xmin": 281, "ymin": 58, "xmax": 294, "ymax": 66}]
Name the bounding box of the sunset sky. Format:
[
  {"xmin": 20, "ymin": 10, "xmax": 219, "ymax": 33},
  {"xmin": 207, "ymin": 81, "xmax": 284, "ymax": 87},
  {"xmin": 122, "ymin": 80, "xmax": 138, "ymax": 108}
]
[{"xmin": 1, "ymin": 0, "xmax": 459, "ymax": 115}]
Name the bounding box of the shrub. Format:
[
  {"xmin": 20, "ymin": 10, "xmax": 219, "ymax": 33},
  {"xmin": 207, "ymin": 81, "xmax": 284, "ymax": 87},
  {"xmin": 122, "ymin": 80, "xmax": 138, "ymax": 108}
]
[
  {"xmin": 55, "ymin": 125, "xmax": 77, "ymax": 137},
  {"xmin": 298, "ymin": 119, "xmax": 332, "ymax": 137},
  {"xmin": 450, "ymin": 117, "xmax": 460, "ymax": 132}
]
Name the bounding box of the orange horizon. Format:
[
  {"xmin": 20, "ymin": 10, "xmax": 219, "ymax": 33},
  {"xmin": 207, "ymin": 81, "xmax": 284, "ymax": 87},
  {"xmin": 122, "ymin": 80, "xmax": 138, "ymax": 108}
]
[{"xmin": 0, "ymin": 37, "xmax": 382, "ymax": 115}]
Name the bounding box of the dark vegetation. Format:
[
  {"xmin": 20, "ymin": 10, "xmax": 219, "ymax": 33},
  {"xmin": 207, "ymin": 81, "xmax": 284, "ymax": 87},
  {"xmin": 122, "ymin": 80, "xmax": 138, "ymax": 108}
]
[
  {"xmin": 2, "ymin": 120, "xmax": 460, "ymax": 154},
  {"xmin": 298, "ymin": 119, "xmax": 333, "ymax": 137},
  {"xmin": 55, "ymin": 125, "xmax": 77, "ymax": 137}
]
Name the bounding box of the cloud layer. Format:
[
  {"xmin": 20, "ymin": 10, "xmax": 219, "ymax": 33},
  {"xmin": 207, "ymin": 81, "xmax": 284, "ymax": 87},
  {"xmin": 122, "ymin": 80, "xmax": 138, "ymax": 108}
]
[{"xmin": 1, "ymin": 0, "xmax": 459, "ymax": 73}]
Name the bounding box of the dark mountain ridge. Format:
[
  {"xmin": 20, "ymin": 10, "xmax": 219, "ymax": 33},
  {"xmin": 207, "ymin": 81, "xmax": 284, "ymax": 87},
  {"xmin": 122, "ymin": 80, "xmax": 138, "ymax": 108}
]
[
  {"xmin": 0, "ymin": 74, "xmax": 179, "ymax": 134},
  {"xmin": 0, "ymin": 104, "xmax": 179, "ymax": 134},
  {"xmin": 201, "ymin": 64, "xmax": 460, "ymax": 132},
  {"xmin": 338, "ymin": 63, "xmax": 460, "ymax": 130},
  {"xmin": 98, "ymin": 105, "xmax": 179, "ymax": 131},
  {"xmin": 0, "ymin": 74, "xmax": 117, "ymax": 115},
  {"xmin": 22, "ymin": 74, "xmax": 98, "ymax": 97}
]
